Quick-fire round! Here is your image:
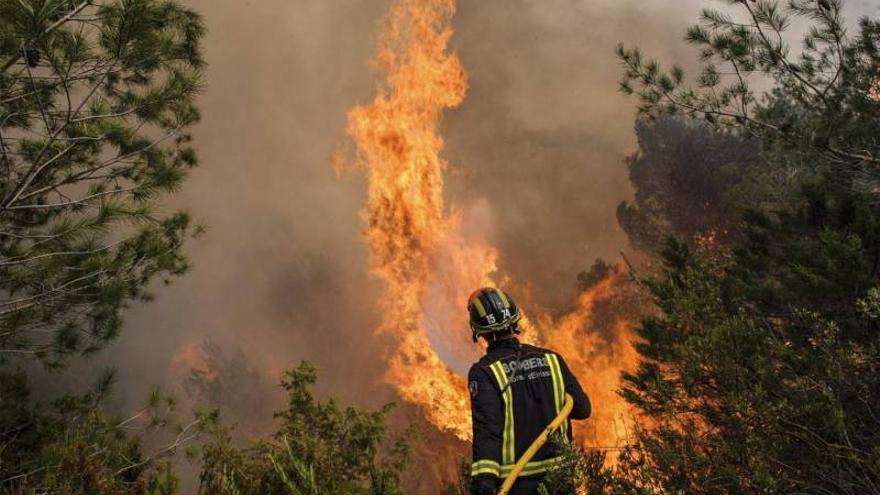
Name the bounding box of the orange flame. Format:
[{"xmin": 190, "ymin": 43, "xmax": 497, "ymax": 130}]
[
  {"xmin": 346, "ymin": 0, "xmax": 639, "ymax": 451},
  {"xmin": 535, "ymin": 266, "xmax": 640, "ymax": 452},
  {"xmin": 347, "ymin": 0, "xmax": 492, "ymax": 440}
]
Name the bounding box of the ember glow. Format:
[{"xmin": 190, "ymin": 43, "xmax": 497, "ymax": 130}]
[
  {"xmin": 346, "ymin": 0, "xmax": 639, "ymax": 450},
  {"xmin": 170, "ymin": 338, "xmax": 215, "ymax": 383}
]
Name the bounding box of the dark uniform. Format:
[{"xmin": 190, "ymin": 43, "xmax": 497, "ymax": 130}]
[{"xmin": 469, "ymin": 337, "xmax": 591, "ymax": 495}]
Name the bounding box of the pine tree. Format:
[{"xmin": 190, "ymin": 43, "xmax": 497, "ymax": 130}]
[
  {"xmin": 617, "ymin": 0, "xmax": 880, "ymax": 196},
  {"xmin": 616, "ymin": 116, "xmax": 762, "ymax": 251},
  {"xmin": 0, "ymin": 0, "xmax": 205, "ymax": 365},
  {"xmin": 609, "ymin": 1, "xmax": 880, "ymax": 493}
]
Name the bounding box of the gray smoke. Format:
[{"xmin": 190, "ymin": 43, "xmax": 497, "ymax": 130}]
[{"xmin": 24, "ymin": 0, "xmax": 878, "ymax": 491}]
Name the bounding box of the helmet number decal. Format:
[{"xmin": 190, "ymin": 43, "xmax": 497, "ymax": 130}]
[{"xmin": 486, "ymin": 308, "xmax": 510, "ymax": 326}]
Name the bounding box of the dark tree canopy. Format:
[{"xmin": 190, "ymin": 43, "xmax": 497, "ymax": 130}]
[
  {"xmin": 0, "ymin": 0, "xmax": 205, "ymax": 365},
  {"xmin": 618, "ymin": 0, "xmax": 880, "ymax": 197},
  {"xmin": 563, "ymin": 1, "xmax": 880, "ymax": 494},
  {"xmin": 617, "ymin": 116, "xmax": 762, "ymax": 250}
]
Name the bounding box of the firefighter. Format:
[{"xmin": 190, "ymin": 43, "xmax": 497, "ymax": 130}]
[{"xmin": 467, "ymin": 287, "xmax": 591, "ymax": 495}]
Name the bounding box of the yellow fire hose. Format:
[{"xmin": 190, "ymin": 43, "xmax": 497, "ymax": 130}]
[{"xmin": 497, "ymin": 393, "xmax": 574, "ymax": 495}]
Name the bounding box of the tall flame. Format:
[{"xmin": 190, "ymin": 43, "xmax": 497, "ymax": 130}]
[
  {"xmin": 347, "ymin": 0, "xmax": 493, "ymax": 440},
  {"xmin": 347, "ymin": 0, "xmax": 639, "ymax": 451}
]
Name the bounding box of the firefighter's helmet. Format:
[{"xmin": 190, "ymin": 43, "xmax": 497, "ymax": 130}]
[{"xmin": 468, "ymin": 287, "xmax": 522, "ymax": 342}]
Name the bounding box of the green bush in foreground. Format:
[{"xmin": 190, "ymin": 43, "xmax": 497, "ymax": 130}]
[
  {"xmin": 0, "ymin": 368, "xmax": 208, "ymax": 495},
  {"xmin": 198, "ymin": 362, "xmax": 411, "ymax": 495}
]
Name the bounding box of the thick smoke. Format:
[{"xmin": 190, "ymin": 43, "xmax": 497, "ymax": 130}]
[
  {"xmin": 446, "ymin": 0, "xmax": 708, "ymax": 311},
  {"xmin": 96, "ymin": 0, "xmax": 712, "ymax": 408},
  {"xmin": 24, "ymin": 0, "xmax": 879, "ymax": 491}
]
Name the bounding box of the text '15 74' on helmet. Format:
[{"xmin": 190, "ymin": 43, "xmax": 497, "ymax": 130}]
[{"xmin": 468, "ymin": 287, "xmax": 522, "ymax": 342}]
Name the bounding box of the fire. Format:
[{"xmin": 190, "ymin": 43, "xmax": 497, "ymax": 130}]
[
  {"xmin": 169, "ymin": 338, "xmax": 215, "ymax": 383},
  {"xmin": 346, "ymin": 0, "xmax": 640, "ymax": 453},
  {"xmin": 346, "ymin": 0, "xmax": 491, "ymax": 440},
  {"xmin": 535, "ymin": 266, "xmax": 640, "ymax": 452}
]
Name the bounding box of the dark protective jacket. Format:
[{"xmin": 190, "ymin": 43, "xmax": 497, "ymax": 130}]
[{"xmin": 468, "ymin": 337, "xmax": 591, "ymax": 489}]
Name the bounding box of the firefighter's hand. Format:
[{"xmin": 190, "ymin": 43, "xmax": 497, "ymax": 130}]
[{"xmin": 471, "ymin": 476, "xmax": 499, "ymax": 495}]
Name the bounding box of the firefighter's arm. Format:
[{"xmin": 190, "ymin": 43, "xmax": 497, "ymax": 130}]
[
  {"xmin": 468, "ymin": 364, "xmax": 503, "ymax": 493},
  {"xmin": 558, "ymin": 355, "xmax": 591, "ymax": 420}
]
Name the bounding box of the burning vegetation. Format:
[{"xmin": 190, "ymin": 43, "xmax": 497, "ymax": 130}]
[
  {"xmin": 345, "ymin": 0, "xmax": 640, "ymax": 452},
  {"xmin": 3, "ymin": 0, "xmax": 879, "ymax": 493}
]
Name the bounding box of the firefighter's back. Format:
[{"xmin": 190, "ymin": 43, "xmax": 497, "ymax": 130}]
[{"xmin": 475, "ymin": 340, "xmax": 574, "ymax": 479}]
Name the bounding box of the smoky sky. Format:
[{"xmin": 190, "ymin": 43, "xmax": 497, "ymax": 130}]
[{"xmin": 26, "ymin": 0, "xmax": 879, "ymax": 489}]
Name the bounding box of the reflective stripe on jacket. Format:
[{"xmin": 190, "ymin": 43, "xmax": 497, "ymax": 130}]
[{"xmin": 468, "ymin": 338, "xmax": 591, "ymax": 484}]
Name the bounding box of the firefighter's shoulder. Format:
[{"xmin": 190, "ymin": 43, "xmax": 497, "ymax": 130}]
[
  {"xmin": 467, "ymin": 359, "xmax": 496, "ymax": 399},
  {"xmin": 468, "ymin": 357, "xmax": 489, "ymax": 378},
  {"xmin": 519, "ymin": 342, "xmax": 557, "ymax": 356}
]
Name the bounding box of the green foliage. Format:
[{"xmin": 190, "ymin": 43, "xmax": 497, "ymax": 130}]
[
  {"xmin": 619, "ymin": 235, "xmax": 880, "ymax": 493},
  {"xmin": 0, "ymin": 368, "xmax": 206, "ymax": 494},
  {"xmin": 617, "ymin": 0, "xmax": 880, "ymax": 195},
  {"xmin": 0, "ymin": 0, "xmax": 206, "ymax": 365},
  {"xmin": 612, "ymin": 2, "xmax": 880, "ymax": 493},
  {"xmin": 537, "ymin": 441, "xmax": 659, "ymax": 495},
  {"xmin": 198, "ymin": 362, "xmax": 411, "ymax": 495},
  {"xmin": 616, "ymin": 116, "xmax": 765, "ymax": 251}
]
